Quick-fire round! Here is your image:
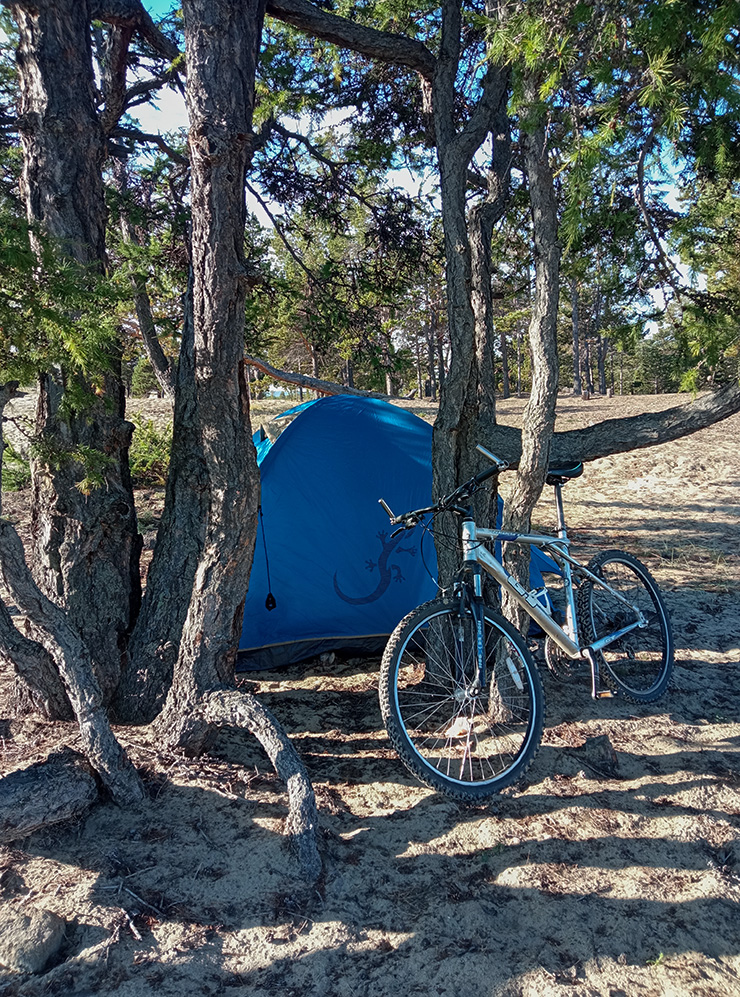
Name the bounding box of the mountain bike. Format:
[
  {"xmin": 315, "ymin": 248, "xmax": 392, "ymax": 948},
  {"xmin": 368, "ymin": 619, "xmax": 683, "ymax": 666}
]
[{"xmin": 378, "ymin": 445, "xmax": 673, "ymax": 802}]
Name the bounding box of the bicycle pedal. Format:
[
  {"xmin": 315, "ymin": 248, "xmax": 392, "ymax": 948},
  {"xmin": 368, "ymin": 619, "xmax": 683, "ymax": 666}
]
[{"xmin": 596, "ymin": 690, "xmax": 616, "ymax": 699}]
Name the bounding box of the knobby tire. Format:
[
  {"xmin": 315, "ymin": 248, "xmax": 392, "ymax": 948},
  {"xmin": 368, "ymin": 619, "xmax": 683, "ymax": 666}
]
[
  {"xmin": 379, "ymin": 598, "xmax": 544, "ymax": 802},
  {"xmin": 577, "ymin": 549, "xmax": 673, "ymax": 703}
]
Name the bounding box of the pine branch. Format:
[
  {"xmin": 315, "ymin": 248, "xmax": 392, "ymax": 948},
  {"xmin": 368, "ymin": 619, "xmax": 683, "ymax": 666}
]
[{"xmin": 265, "ymin": 0, "xmax": 436, "ymax": 81}]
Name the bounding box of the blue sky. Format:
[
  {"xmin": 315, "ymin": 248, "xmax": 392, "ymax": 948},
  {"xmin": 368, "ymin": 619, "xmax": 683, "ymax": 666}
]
[{"xmin": 143, "ymin": 1, "xmax": 178, "ymax": 17}]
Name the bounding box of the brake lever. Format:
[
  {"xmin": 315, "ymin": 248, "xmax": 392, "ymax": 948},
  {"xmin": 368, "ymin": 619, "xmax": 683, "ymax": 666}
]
[{"xmin": 390, "ymin": 515, "xmax": 420, "ymax": 538}]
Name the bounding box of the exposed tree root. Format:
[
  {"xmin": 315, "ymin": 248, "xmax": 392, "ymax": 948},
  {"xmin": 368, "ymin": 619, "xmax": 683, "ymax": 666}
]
[
  {"xmin": 0, "ymin": 748, "xmax": 99, "ymax": 844},
  {"xmin": 159, "ymin": 686, "xmax": 322, "ymax": 883}
]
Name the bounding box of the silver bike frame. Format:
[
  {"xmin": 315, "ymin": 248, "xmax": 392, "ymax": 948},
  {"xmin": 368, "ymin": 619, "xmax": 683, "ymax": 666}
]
[{"xmin": 461, "ymin": 520, "xmax": 647, "ymax": 661}]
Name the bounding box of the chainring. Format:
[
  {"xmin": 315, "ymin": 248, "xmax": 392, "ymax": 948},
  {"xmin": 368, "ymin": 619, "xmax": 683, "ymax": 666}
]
[{"xmin": 544, "ymin": 636, "xmax": 588, "ymax": 682}]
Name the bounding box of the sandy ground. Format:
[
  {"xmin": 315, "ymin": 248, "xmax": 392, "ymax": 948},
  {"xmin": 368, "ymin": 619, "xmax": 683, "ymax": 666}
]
[{"xmin": 1, "ymin": 391, "xmax": 739, "ymax": 997}]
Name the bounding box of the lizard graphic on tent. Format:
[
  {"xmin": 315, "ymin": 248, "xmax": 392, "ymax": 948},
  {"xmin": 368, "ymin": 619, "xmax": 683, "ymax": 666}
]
[{"xmin": 333, "ymin": 530, "xmax": 417, "ymax": 605}]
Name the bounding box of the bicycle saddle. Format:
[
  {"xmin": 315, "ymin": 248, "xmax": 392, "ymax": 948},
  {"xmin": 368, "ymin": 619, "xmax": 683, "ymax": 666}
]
[{"xmin": 546, "ymin": 461, "xmax": 584, "ymax": 486}]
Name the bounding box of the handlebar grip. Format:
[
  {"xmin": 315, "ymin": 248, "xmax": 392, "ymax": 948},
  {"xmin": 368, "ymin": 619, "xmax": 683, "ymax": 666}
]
[
  {"xmin": 475, "ymin": 444, "xmax": 508, "ymax": 468},
  {"xmin": 379, "ymin": 498, "xmax": 395, "ymax": 520},
  {"xmin": 473, "ymin": 464, "xmax": 501, "ymax": 486}
]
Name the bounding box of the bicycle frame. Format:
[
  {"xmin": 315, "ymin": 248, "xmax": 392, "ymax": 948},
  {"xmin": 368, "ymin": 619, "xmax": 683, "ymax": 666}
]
[{"xmin": 460, "ymin": 518, "xmax": 649, "ymax": 665}]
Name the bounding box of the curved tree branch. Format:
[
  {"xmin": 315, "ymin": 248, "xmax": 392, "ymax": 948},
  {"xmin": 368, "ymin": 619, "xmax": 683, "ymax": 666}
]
[
  {"xmin": 488, "ymin": 383, "xmax": 740, "ymax": 466},
  {"xmin": 265, "ymin": 0, "xmax": 436, "ymax": 81},
  {"xmin": 89, "ymin": 0, "xmax": 180, "ymax": 61},
  {"xmin": 111, "ymin": 126, "xmax": 189, "ymax": 164},
  {"xmin": 244, "ymin": 355, "xmax": 395, "ymax": 399}
]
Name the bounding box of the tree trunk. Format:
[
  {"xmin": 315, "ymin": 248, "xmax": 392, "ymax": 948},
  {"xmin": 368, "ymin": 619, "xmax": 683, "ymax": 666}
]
[
  {"xmin": 502, "ymin": 89, "xmax": 561, "ymax": 633},
  {"xmin": 14, "ymin": 0, "xmax": 140, "ymax": 706},
  {"xmin": 115, "ymin": 277, "xmax": 209, "ymax": 722},
  {"xmin": 426, "ymin": 315, "xmax": 436, "ymax": 399},
  {"xmin": 516, "ymin": 325, "xmax": 523, "ymax": 396},
  {"xmin": 583, "ymin": 335, "xmax": 594, "ymax": 395},
  {"xmin": 431, "ymin": 2, "xmax": 511, "ymax": 584},
  {"xmin": 159, "ymin": 0, "xmax": 263, "ymax": 707},
  {"xmin": 597, "ymin": 333, "xmax": 608, "ymax": 394},
  {"xmin": 0, "ymin": 520, "xmax": 143, "ymax": 803},
  {"xmin": 570, "ymin": 278, "xmax": 582, "ymax": 396},
  {"xmin": 154, "ymin": 0, "xmax": 321, "ymax": 880},
  {"xmin": 415, "ymin": 333, "xmax": 424, "ymax": 398},
  {"xmin": 500, "ymin": 321, "xmax": 510, "ymax": 398},
  {"xmin": 2, "ymin": 389, "xmax": 68, "ymax": 722},
  {"xmin": 0, "ymin": 600, "xmax": 72, "ymax": 721}
]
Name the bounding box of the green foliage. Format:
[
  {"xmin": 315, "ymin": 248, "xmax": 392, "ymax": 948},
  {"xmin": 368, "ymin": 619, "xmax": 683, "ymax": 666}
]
[
  {"xmin": 128, "ymin": 416, "xmax": 172, "ymax": 488},
  {"xmin": 131, "ymin": 357, "xmax": 161, "ymax": 397},
  {"xmin": 29, "ymin": 435, "xmax": 114, "ymax": 496},
  {"xmin": 0, "ymin": 213, "xmax": 122, "ymax": 393},
  {"xmin": 1, "ymin": 440, "xmax": 31, "ymax": 491}
]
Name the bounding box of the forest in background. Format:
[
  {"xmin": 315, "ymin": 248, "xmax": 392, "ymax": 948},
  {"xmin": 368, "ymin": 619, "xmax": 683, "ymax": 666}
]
[{"xmin": 2, "ymin": 1, "xmax": 740, "ymax": 413}]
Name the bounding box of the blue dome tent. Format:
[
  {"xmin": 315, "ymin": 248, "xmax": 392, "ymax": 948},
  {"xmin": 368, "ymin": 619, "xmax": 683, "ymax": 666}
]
[{"xmin": 238, "ymin": 395, "xmax": 558, "ymax": 670}]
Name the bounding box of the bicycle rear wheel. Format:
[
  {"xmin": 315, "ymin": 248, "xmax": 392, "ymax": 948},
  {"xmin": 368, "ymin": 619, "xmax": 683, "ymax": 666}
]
[
  {"xmin": 577, "ymin": 550, "xmax": 673, "ymax": 702},
  {"xmin": 379, "ymin": 597, "xmax": 544, "ymax": 802}
]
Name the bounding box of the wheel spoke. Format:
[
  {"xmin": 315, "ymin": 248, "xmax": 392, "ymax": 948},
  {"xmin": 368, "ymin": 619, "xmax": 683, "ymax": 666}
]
[
  {"xmin": 379, "ymin": 599, "xmax": 545, "ymax": 800},
  {"xmin": 577, "ymin": 551, "xmax": 672, "ymax": 703}
]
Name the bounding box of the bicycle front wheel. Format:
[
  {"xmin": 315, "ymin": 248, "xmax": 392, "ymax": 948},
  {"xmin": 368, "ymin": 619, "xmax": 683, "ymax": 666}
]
[
  {"xmin": 577, "ymin": 550, "xmax": 673, "ymax": 703},
  {"xmin": 379, "ymin": 598, "xmax": 544, "ymax": 802}
]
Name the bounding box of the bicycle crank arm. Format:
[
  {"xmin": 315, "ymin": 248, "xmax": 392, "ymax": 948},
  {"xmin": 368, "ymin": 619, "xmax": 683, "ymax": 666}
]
[{"xmin": 585, "ymin": 648, "xmax": 616, "ymax": 700}]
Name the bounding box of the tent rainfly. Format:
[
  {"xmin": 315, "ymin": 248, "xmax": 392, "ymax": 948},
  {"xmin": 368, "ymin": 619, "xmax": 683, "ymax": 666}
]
[{"xmin": 238, "ymin": 395, "xmax": 557, "ymax": 670}]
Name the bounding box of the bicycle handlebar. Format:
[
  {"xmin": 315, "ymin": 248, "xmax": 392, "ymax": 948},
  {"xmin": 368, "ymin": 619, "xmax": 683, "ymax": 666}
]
[{"xmin": 379, "ymin": 447, "xmax": 509, "ymax": 532}]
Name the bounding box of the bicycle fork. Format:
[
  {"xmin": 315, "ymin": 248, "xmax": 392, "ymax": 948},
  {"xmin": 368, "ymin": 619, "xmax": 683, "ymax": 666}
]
[{"xmin": 452, "ymin": 568, "xmax": 487, "ymax": 696}]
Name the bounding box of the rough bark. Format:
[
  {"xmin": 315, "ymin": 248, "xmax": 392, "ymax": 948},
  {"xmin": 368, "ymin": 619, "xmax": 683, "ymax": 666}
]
[
  {"xmin": 502, "ymin": 91, "xmax": 561, "ymax": 631},
  {"xmin": 116, "ymin": 278, "xmax": 208, "ymax": 722},
  {"xmin": 2, "ymin": 386, "xmax": 70, "ymax": 722},
  {"xmin": 29, "ymin": 376, "xmax": 141, "ymax": 705},
  {"xmin": 13, "ymin": 0, "xmax": 141, "ymax": 706},
  {"xmin": 0, "ymin": 601, "xmax": 72, "ymax": 720},
  {"xmin": 471, "ymin": 382, "xmax": 740, "ymax": 466},
  {"xmin": 431, "ymin": 4, "xmax": 512, "ymax": 585},
  {"xmin": 266, "ymin": 0, "xmax": 435, "ymax": 80},
  {"xmin": 0, "ymin": 748, "xmax": 99, "ymax": 844},
  {"xmin": 160, "ymin": 0, "xmax": 264, "ymax": 707},
  {"xmin": 152, "ymin": 0, "xmax": 321, "ymax": 881},
  {"xmin": 14, "ymin": 0, "xmax": 106, "ymax": 263},
  {"xmin": 89, "ymin": 0, "xmax": 180, "ymax": 61},
  {"xmin": 0, "ymin": 520, "xmax": 143, "ymax": 803},
  {"xmin": 552, "ymin": 383, "xmax": 740, "ymax": 461}
]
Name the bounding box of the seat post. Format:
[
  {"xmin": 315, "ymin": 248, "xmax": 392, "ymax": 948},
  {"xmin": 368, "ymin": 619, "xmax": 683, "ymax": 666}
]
[{"xmin": 554, "ymin": 481, "xmax": 568, "ymax": 539}]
